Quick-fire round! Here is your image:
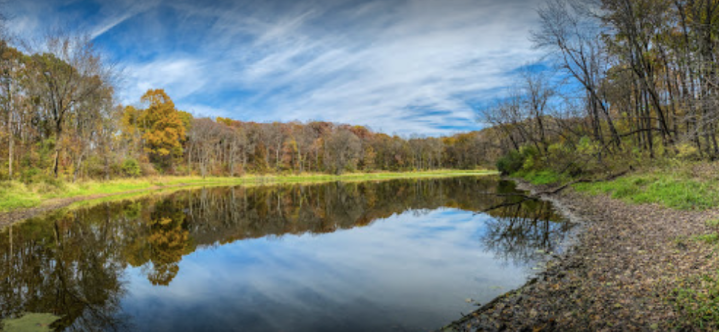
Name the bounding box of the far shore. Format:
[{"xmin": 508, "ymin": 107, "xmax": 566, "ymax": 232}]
[{"xmin": 0, "ymin": 170, "xmax": 496, "ymax": 228}]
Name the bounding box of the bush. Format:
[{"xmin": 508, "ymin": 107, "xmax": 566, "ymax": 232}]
[
  {"xmin": 520, "ymin": 170, "xmax": 565, "ymax": 185},
  {"xmin": 140, "ymin": 162, "xmax": 158, "ymax": 177},
  {"xmin": 122, "ymin": 159, "xmax": 142, "ymax": 177},
  {"xmin": 20, "ymin": 167, "xmax": 41, "ymax": 183},
  {"xmin": 85, "ymin": 156, "xmax": 107, "ymax": 179},
  {"xmin": 496, "ymin": 150, "xmax": 525, "ymax": 175},
  {"xmin": 676, "ymin": 143, "xmax": 701, "ymax": 160}
]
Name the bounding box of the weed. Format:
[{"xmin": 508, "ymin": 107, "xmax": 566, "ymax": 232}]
[
  {"xmin": 692, "ymin": 234, "xmax": 719, "ymax": 244},
  {"xmin": 670, "ymin": 273, "xmax": 719, "ymax": 329}
]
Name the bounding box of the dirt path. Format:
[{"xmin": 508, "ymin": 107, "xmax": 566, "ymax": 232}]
[
  {"xmin": 0, "ymin": 184, "xmax": 192, "ymax": 228},
  {"xmin": 442, "ymin": 180, "xmax": 719, "ymax": 331}
]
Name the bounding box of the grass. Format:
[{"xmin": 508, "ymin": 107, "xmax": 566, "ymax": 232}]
[
  {"xmin": 508, "ymin": 161, "xmax": 719, "ymax": 211},
  {"xmin": 513, "ymin": 162, "xmax": 719, "ymax": 328},
  {"xmin": 671, "ymin": 272, "xmax": 719, "ymax": 330},
  {"xmin": 0, "ymin": 169, "xmax": 496, "ymax": 213},
  {"xmin": 513, "ymin": 169, "xmax": 567, "ymax": 185},
  {"xmin": 1, "ymin": 312, "xmax": 61, "ymax": 332},
  {"xmin": 573, "ymin": 170, "xmax": 719, "ymax": 210}
]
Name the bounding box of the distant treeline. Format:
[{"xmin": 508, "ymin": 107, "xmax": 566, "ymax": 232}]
[
  {"xmin": 0, "ymin": 31, "xmax": 493, "ymax": 182},
  {"xmin": 481, "ymin": 0, "xmax": 719, "ymax": 176}
]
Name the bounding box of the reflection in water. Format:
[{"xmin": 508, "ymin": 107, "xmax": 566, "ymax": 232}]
[
  {"xmin": 0, "ymin": 177, "xmax": 571, "ymax": 332},
  {"xmin": 483, "ymin": 197, "xmax": 567, "ymax": 266}
]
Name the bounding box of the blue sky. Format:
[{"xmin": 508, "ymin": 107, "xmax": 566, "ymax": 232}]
[{"xmin": 7, "ymin": 0, "xmax": 544, "ymax": 136}]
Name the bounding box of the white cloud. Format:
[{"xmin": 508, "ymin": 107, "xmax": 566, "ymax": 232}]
[
  {"xmin": 8, "ymin": 0, "xmax": 546, "ymax": 136},
  {"xmin": 90, "ymin": 12, "xmax": 134, "ymax": 39},
  {"xmin": 121, "ymin": 58, "xmax": 209, "ymax": 104}
]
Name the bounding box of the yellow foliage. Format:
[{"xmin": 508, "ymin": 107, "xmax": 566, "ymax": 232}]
[{"xmin": 137, "ymin": 89, "xmax": 188, "ymax": 162}]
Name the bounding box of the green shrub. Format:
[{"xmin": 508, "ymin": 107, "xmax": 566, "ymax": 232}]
[
  {"xmin": 520, "ymin": 170, "xmax": 565, "ymax": 185},
  {"xmin": 676, "ymin": 143, "xmax": 701, "ymax": 160},
  {"xmin": 85, "ymin": 155, "xmax": 107, "ymax": 179},
  {"xmin": 496, "ymin": 150, "xmax": 526, "ymax": 175},
  {"xmin": 122, "ymin": 159, "xmax": 142, "ymax": 177},
  {"xmin": 20, "ymin": 167, "xmax": 41, "ymax": 183}
]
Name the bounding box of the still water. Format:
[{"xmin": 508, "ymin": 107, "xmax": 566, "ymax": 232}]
[{"xmin": 0, "ymin": 176, "xmax": 570, "ymax": 332}]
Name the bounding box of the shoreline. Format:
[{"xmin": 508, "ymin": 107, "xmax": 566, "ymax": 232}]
[
  {"xmin": 441, "ymin": 177, "xmax": 719, "ymax": 331},
  {"xmin": 0, "ymin": 170, "xmax": 495, "ymax": 228}
]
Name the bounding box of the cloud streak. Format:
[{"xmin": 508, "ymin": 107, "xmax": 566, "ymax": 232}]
[{"xmin": 7, "ymin": 0, "xmax": 545, "ymax": 135}]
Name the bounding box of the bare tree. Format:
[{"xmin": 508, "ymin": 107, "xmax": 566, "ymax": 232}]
[
  {"xmin": 324, "ymin": 127, "xmax": 361, "ymax": 175},
  {"xmin": 25, "ymin": 32, "xmax": 111, "ymax": 177},
  {"xmin": 532, "ymin": 0, "xmax": 622, "ymax": 150}
]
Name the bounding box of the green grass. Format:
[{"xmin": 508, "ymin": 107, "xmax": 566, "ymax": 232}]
[
  {"xmin": 691, "ymin": 233, "xmax": 719, "ymax": 244},
  {"xmin": 0, "ymin": 182, "xmax": 42, "ymax": 211},
  {"xmin": 1, "ymin": 312, "xmax": 61, "ymax": 332},
  {"xmin": 670, "ymin": 272, "xmax": 719, "ymax": 330},
  {"xmin": 573, "ymin": 171, "xmax": 719, "ymax": 210},
  {"xmin": 0, "ymin": 169, "xmax": 496, "ymax": 213},
  {"xmin": 513, "ymin": 169, "xmax": 567, "ymax": 185}
]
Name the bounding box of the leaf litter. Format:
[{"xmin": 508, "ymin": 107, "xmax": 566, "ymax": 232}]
[{"xmin": 441, "ymin": 180, "xmax": 719, "ymax": 331}]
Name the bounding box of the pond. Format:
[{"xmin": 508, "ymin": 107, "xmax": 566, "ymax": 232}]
[{"xmin": 0, "ymin": 176, "xmax": 571, "ymax": 332}]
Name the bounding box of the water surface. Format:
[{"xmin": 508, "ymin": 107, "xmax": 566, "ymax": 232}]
[{"xmin": 0, "ymin": 176, "xmax": 570, "ymax": 331}]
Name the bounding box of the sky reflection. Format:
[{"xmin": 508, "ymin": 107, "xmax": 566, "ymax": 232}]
[
  {"xmin": 121, "ymin": 208, "xmax": 527, "ymax": 332},
  {"xmin": 0, "ymin": 177, "xmax": 569, "ymax": 332}
]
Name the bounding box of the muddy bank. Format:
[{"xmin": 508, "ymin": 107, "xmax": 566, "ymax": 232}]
[
  {"xmin": 0, "ymin": 184, "xmax": 184, "ymax": 228},
  {"xmin": 0, "ymin": 197, "xmax": 83, "ymax": 229},
  {"xmin": 442, "ymin": 180, "xmax": 719, "ymax": 331}
]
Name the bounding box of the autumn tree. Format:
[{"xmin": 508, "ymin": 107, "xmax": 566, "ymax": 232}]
[
  {"xmin": 0, "ymin": 41, "xmax": 23, "ymax": 180},
  {"xmin": 25, "ymin": 33, "xmax": 110, "ymax": 177},
  {"xmin": 324, "ymin": 127, "xmax": 361, "ymax": 174},
  {"xmin": 137, "ymin": 89, "xmax": 189, "ymax": 170}
]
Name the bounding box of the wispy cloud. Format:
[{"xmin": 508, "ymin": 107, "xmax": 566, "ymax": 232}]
[
  {"xmin": 6, "ymin": 0, "xmax": 545, "ymax": 136},
  {"xmin": 90, "ymin": 11, "xmax": 136, "ymax": 39}
]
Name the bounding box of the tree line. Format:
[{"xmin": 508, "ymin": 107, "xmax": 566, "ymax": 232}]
[
  {"xmin": 482, "ymin": 0, "xmax": 719, "ymax": 175},
  {"xmin": 0, "ymin": 29, "xmax": 493, "ymax": 182}
]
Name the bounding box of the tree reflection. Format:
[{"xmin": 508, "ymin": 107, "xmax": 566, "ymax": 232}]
[
  {"xmin": 0, "ymin": 176, "xmax": 571, "ymax": 331},
  {"xmin": 124, "ymin": 201, "xmax": 192, "ymax": 286},
  {"xmin": 482, "ymin": 197, "xmax": 570, "ymax": 266},
  {"xmin": 0, "ymin": 208, "xmax": 131, "ymax": 332}
]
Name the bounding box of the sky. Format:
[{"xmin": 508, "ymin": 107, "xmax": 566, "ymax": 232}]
[{"xmin": 6, "ymin": 0, "xmax": 545, "ymax": 136}]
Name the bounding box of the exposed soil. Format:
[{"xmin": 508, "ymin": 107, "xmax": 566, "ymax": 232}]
[{"xmin": 442, "ymin": 179, "xmax": 719, "ymax": 331}]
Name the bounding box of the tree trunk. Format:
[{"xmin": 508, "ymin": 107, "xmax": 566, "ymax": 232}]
[
  {"xmin": 8, "ymin": 123, "xmax": 13, "ymax": 180},
  {"xmin": 297, "ymin": 147, "xmax": 302, "ymax": 173},
  {"xmin": 104, "ymin": 154, "xmax": 110, "ymax": 181},
  {"xmin": 276, "ymin": 142, "xmax": 281, "ymax": 170},
  {"xmin": 53, "ymin": 123, "xmax": 63, "ymax": 178},
  {"xmin": 73, "ymin": 151, "xmax": 85, "ymax": 183},
  {"xmin": 53, "ymin": 149, "xmax": 61, "ymax": 178}
]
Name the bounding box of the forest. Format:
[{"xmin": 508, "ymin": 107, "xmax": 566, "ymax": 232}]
[
  {"xmin": 481, "ymin": 0, "xmax": 719, "ymax": 179},
  {"xmin": 0, "ymin": 30, "xmax": 492, "ymax": 183},
  {"xmin": 6, "ymin": 0, "xmax": 719, "ymax": 185}
]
